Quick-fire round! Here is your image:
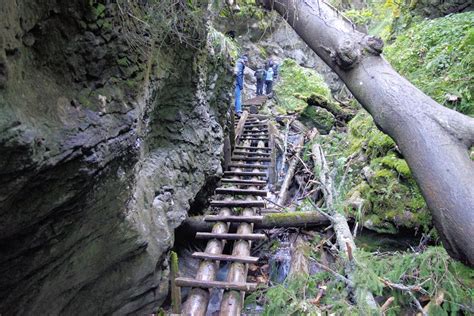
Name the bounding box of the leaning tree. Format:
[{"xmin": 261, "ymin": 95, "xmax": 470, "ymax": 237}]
[{"xmin": 257, "ymin": 0, "xmax": 474, "ymax": 266}]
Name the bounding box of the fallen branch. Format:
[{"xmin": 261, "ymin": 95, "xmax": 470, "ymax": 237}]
[
  {"xmin": 277, "ymin": 128, "xmax": 319, "ymax": 206},
  {"xmin": 311, "ymin": 142, "xmax": 379, "ymax": 312},
  {"xmin": 276, "ymin": 134, "xmax": 305, "ymax": 206}
]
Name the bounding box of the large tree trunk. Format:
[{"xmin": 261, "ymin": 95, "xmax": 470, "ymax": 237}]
[{"xmin": 258, "ymin": 0, "xmax": 474, "ymax": 265}]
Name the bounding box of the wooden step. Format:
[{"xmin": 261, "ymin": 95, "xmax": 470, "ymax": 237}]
[
  {"xmin": 243, "ymin": 128, "xmax": 268, "ymax": 133},
  {"xmin": 228, "ymin": 163, "xmax": 268, "ymax": 169},
  {"xmin": 192, "ymin": 252, "xmax": 259, "ymax": 264},
  {"xmin": 210, "ymin": 200, "xmax": 266, "ymax": 208},
  {"xmin": 235, "ymin": 146, "xmax": 271, "ymax": 151},
  {"xmin": 196, "ymin": 232, "xmax": 267, "ymax": 241},
  {"xmin": 223, "ymin": 171, "xmax": 266, "ymax": 177},
  {"xmin": 175, "ymin": 277, "xmax": 258, "ymax": 291},
  {"xmin": 239, "ymin": 137, "xmax": 269, "ymax": 141},
  {"xmin": 242, "ymin": 132, "xmax": 269, "ymax": 136},
  {"xmin": 244, "ymin": 123, "xmax": 267, "ymax": 128},
  {"xmin": 215, "ymin": 188, "xmax": 268, "ymax": 196},
  {"xmin": 204, "ymin": 215, "xmax": 264, "ymax": 223},
  {"xmin": 233, "ymin": 151, "xmax": 271, "ymax": 156},
  {"xmin": 220, "ymin": 178, "xmax": 267, "ymax": 186},
  {"xmin": 232, "ymin": 156, "xmax": 271, "ymax": 162}
]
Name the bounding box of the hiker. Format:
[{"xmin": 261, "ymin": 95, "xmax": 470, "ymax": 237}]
[
  {"xmin": 272, "ymin": 62, "xmax": 279, "ymax": 80},
  {"xmin": 234, "ymin": 54, "xmax": 248, "ymax": 115},
  {"xmin": 254, "ymin": 66, "xmax": 266, "ymax": 96},
  {"xmin": 265, "ymin": 63, "xmax": 274, "ymax": 95}
]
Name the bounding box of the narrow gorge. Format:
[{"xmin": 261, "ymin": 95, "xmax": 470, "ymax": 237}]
[{"xmin": 1, "ymin": 0, "xmax": 472, "ymax": 315}]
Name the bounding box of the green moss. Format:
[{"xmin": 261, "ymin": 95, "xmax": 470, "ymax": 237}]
[
  {"xmin": 376, "ymin": 153, "xmax": 412, "ymax": 177},
  {"xmin": 274, "ymin": 59, "xmax": 332, "ymax": 114},
  {"xmin": 385, "ymin": 12, "xmax": 474, "ymax": 115},
  {"xmin": 300, "ymin": 105, "xmax": 336, "ymax": 134}
]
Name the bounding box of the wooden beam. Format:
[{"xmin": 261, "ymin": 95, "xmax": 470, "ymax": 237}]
[
  {"xmin": 215, "ymin": 188, "xmax": 268, "ymax": 196},
  {"xmin": 238, "ymin": 137, "xmax": 269, "ymax": 141},
  {"xmin": 235, "ymin": 145, "xmax": 271, "ymax": 151},
  {"xmin": 210, "ymin": 200, "xmax": 266, "ymax": 208},
  {"xmin": 234, "ymin": 111, "xmax": 249, "ymax": 143},
  {"xmin": 183, "ymin": 212, "xmax": 330, "ymax": 232},
  {"xmin": 192, "ymin": 252, "xmax": 259, "ymax": 264},
  {"xmin": 228, "ymin": 163, "xmax": 268, "ymax": 169},
  {"xmin": 204, "ymin": 215, "xmax": 264, "ymax": 223},
  {"xmin": 180, "ymin": 208, "xmax": 231, "ymax": 315},
  {"xmin": 233, "ymin": 151, "xmax": 271, "ymax": 156},
  {"xmin": 220, "ymin": 178, "xmax": 266, "ymax": 185},
  {"xmin": 223, "ymin": 171, "xmax": 267, "ymax": 177},
  {"xmin": 196, "ymin": 232, "xmax": 267, "ymax": 241},
  {"xmin": 175, "ymin": 278, "xmax": 258, "ymax": 292},
  {"xmin": 243, "ymin": 123, "xmax": 267, "ymax": 128},
  {"xmin": 231, "ymin": 156, "xmax": 271, "ymax": 162}
]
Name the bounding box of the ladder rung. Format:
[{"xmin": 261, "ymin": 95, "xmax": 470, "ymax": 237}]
[
  {"xmin": 240, "ymin": 132, "xmax": 268, "ymax": 139},
  {"xmin": 239, "ymin": 137, "xmax": 269, "ymax": 141},
  {"xmin": 220, "ymin": 178, "xmax": 266, "ymax": 186},
  {"xmin": 232, "ymin": 156, "xmax": 271, "ymax": 162},
  {"xmin": 196, "ymin": 232, "xmax": 267, "ymax": 241},
  {"xmin": 210, "ymin": 200, "xmax": 266, "ymax": 208},
  {"xmin": 175, "ymin": 277, "xmax": 258, "ymax": 291},
  {"xmin": 233, "ymin": 151, "xmax": 271, "ymax": 156},
  {"xmin": 215, "ymin": 188, "xmax": 268, "ymax": 196},
  {"xmin": 224, "ymin": 171, "xmax": 267, "ymax": 177},
  {"xmin": 243, "ymin": 126, "xmax": 268, "ymax": 130},
  {"xmin": 228, "ymin": 163, "xmax": 268, "ymax": 169},
  {"xmin": 244, "ymin": 123, "xmax": 267, "ymax": 128},
  {"xmin": 235, "ymin": 146, "xmax": 271, "ymax": 151},
  {"xmin": 204, "ymin": 215, "xmax": 264, "ymax": 223},
  {"xmin": 192, "ymin": 252, "xmax": 259, "ymax": 263}
]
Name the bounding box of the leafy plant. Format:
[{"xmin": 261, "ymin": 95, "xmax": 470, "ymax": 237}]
[{"xmin": 384, "ymin": 12, "xmax": 474, "ymax": 115}]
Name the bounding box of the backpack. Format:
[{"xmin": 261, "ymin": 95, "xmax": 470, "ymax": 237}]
[{"xmin": 255, "ymin": 69, "xmax": 265, "ymax": 80}]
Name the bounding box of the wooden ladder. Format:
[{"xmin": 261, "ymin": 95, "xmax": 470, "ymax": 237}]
[{"xmin": 177, "ymin": 110, "xmax": 274, "ymax": 315}]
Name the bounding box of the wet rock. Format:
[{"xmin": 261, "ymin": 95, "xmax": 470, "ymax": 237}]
[
  {"xmin": 0, "ymin": 59, "xmax": 7, "ymax": 89},
  {"xmin": 0, "ymin": 1, "xmax": 233, "ymax": 314}
]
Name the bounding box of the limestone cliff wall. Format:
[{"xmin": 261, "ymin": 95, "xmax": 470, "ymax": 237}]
[{"xmin": 0, "ymin": 1, "xmax": 233, "ymax": 314}]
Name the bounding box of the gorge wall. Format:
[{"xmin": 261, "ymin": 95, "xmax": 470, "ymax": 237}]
[{"xmin": 0, "ymin": 1, "xmax": 233, "ymax": 314}]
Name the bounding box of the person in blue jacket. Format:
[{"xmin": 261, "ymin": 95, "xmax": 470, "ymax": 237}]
[
  {"xmin": 265, "ymin": 62, "xmax": 274, "ymax": 95},
  {"xmin": 234, "ymin": 54, "xmax": 248, "ymax": 115}
]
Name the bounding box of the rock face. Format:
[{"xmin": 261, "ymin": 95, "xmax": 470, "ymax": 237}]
[
  {"xmin": 0, "ymin": 1, "xmax": 233, "ymax": 314},
  {"xmin": 217, "ymin": 13, "xmax": 345, "ymax": 97},
  {"xmin": 412, "ymin": 0, "xmax": 473, "ymax": 18}
]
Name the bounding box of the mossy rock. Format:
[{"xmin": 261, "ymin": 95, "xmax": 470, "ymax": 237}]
[
  {"xmin": 300, "ymin": 105, "xmax": 335, "ymax": 134},
  {"xmin": 274, "ymin": 59, "xmax": 333, "ymax": 114}
]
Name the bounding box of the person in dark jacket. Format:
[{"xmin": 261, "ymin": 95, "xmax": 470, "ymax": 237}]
[
  {"xmin": 234, "ymin": 55, "xmax": 248, "ymax": 114},
  {"xmin": 254, "ymin": 67, "xmax": 266, "ymax": 96}
]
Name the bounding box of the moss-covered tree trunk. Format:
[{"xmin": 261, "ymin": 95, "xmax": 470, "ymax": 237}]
[{"xmin": 258, "ymin": 0, "xmax": 474, "ymax": 266}]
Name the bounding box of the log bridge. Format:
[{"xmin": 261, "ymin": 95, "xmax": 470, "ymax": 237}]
[{"xmin": 176, "ymin": 97, "xmax": 275, "ymax": 315}]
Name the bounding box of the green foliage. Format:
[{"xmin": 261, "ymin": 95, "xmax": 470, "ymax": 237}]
[
  {"xmin": 344, "ymin": 8, "xmax": 374, "ymax": 27},
  {"xmin": 208, "ymin": 27, "xmax": 239, "ymax": 60},
  {"xmin": 117, "ymin": 0, "xmax": 208, "ymax": 53},
  {"xmin": 384, "ymin": 12, "xmax": 474, "ymax": 115},
  {"xmin": 356, "ymin": 247, "xmax": 474, "ymax": 315},
  {"xmin": 245, "ymin": 274, "xmax": 333, "ymax": 315},
  {"xmin": 275, "ymin": 59, "xmax": 332, "ymax": 113}
]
